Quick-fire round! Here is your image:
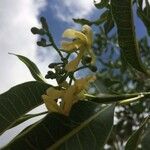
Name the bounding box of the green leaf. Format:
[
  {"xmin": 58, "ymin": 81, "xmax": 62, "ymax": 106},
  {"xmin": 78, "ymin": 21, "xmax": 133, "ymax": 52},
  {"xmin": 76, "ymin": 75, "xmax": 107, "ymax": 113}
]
[
  {"xmin": 73, "ymin": 10, "xmax": 110, "ymax": 26},
  {"xmin": 73, "ymin": 18, "xmax": 92, "ymax": 26},
  {"xmin": 9, "ymin": 53, "xmax": 46, "ymax": 82},
  {"xmin": 97, "ymin": 10, "xmax": 111, "ymax": 25},
  {"xmin": 125, "ymin": 116, "xmax": 150, "ymax": 150},
  {"xmin": 3, "ymin": 101, "xmax": 115, "ymax": 150},
  {"xmin": 50, "ymin": 103, "xmax": 115, "ymax": 150},
  {"xmin": 0, "ymin": 81, "xmax": 50, "ymax": 135},
  {"xmin": 111, "ymin": 0, "xmax": 150, "ymax": 75},
  {"xmin": 104, "ymin": 18, "xmax": 114, "ymax": 35},
  {"xmin": 141, "ymin": 123, "xmax": 150, "ymax": 150},
  {"xmin": 85, "ymin": 92, "xmax": 150, "ymax": 104}
]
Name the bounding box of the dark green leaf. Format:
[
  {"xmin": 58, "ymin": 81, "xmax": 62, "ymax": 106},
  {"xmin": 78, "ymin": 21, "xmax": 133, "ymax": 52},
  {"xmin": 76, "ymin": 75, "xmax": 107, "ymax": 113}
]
[
  {"xmin": 9, "ymin": 53, "xmax": 46, "ymax": 82},
  {"xmin": 0, "ymin": 81, "xmax": 50, "ymax": 135},
  {"xmin": 96, "ymin": 10, "xmax": 110, "ymax": 25},
  {"xmin": 73, "ymin": 18, "xmax": 92, "ymax": 26},
  {"xmin": 141, "ymin": 123, "xmax": 150, "ymax": 150},
  {"xmin": 111, "ymin": 0, "xmax": 150, "ymax": 75},
  {"xmin": 85, "ymin": 92, "xmax": 150, "ymax": 104},
  {"xmin": 73, "ymin": 10, "xmax": 110, "ymax": 26},
  {"xmin": 3, "ymin": 101, "xmax": 115, "ymax": 150},
  {"xmin": 51, "ymin": 103, "xmax": 115, "ymax": 150},
  {"xmin": 125, "ymin": 116, "xmax": 150, "ymax": 150},
  {"xmin": 104, "ymin": 18, "xmax": 114, "ymax": 34}
]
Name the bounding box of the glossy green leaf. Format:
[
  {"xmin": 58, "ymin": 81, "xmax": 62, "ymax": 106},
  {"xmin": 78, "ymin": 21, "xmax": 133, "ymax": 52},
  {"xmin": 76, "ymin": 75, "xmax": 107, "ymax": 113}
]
[
  {"xmin": 9, "ymin": 53, "xmax": 46, "ymax": 82},
  {"xmin": 73, "ymin": 18, "xmax": 92, "ymax": 26},
  {"xmin": 104, "ymin": 18, "xmax": 114, "ymax": 35},
  {"xmin": 85, "ymin": 92, "xmax": 150, "ymax": 104},
  {"xmin": 111, "ymin": 0, "xmax": 149, "ymax": 75},
  {"xmin": 73, "ymin": 10, "xmax": 110, "ymax": 26},
  {"xmin": 0, "ymin": 81, "xmax": 50, "ymax": 135},
  {"xmin": 50, "ymin": 103, "xmax": 115, "ymax": 150},
  {"xmin": 3, "ymin": 101, "xmax": 115, "ymax": 150},
  {"xmin": 141, "ymin": 123, "xmax": 150, "ymax": 150},
  {"xmin": 125, "ymin": 116, "xmax": 150, "ymax": 150}
]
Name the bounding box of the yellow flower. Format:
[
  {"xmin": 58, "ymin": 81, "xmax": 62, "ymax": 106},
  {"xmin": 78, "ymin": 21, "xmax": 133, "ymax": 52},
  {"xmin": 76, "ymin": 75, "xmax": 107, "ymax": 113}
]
[
  {"xmin": 42, "ymin": 75, "xmax": 96, "ymax": 116},
  {"xmin": 61, "ymin": 25, "xmax": 96, "ymax": 72},
  {"xmin": 42, "ymin": 88, "xmax": 64, "ymax": 114}
]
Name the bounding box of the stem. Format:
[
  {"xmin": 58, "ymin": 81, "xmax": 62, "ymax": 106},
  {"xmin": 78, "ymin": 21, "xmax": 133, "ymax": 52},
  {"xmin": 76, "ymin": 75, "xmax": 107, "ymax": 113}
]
[
  {"xmin": 27, "ymin": 111, "xmax": 48, "ymax": 117},
  {"xmin": 74, "ymin": 65, "xmax": 89, "ymax": 72},
  {"xmin": 46, "ymin": 32, "xmax": 64, "ymax": 59}
]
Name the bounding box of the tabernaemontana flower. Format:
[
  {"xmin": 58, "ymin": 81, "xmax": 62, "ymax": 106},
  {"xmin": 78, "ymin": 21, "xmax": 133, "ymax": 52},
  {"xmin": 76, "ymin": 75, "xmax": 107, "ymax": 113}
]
[
  {"xmin": 61, "ymin": 25, "xmax": 96, "ymax": 72},
  {"xmin": 42, "ymin": 75, "xmax": 96, "ymax": 116}
]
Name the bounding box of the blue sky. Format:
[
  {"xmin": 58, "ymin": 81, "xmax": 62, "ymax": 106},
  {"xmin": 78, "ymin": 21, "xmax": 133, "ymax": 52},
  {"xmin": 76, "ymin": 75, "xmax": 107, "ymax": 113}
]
[{"xmin": 0, "ymin": 0, "xmax": 149, "ymax": 93}]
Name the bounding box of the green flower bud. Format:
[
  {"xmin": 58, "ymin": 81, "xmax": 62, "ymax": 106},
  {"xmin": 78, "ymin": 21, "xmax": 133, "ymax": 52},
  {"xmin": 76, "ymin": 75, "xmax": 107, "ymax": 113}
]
[
  {"xmin": 57, "ymin": 75, "xmax": 67, "ymax": 84},
  {"xmin": 31, "ymin": 27, "xmax": 45, "ymax": 35},
  {"xmin": 89, "ymin": 65, "xmax": 97, "ymax": 72},
  {"xmin": 37, "ymin": 38, "xmax": 46, "ymax": 47},
  {"xmin": 31, "ymin": 27, "xmax": 40, "ymax": 34},
  {"xmin": 48, "ymin": 63, "xmax": 58, "ymax": 68},
  {"xmin": 40, "ymin": 17, "xmax": 48, "ymax": 31},
  {"xmin": 82, "ymin": 55, "xmax": 92, "ymax": 64},
  {"xmin": 45, "ymin": 71, "xmax": 56, "ymax": 79}
]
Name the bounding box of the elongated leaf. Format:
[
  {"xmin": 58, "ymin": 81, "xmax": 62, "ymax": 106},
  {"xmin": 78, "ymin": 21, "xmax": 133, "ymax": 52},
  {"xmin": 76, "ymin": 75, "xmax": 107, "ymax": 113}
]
[
  {"xmin": 104, "ymin": 18, "xmax": 114, "ymax": 35},
  {"xmin": 73, "ymin": 10, "xmax": 110, "ymax": 26},
  {"xmin": 111, "ymin": 0, "xmax": 149, "ymax": 75},
  {"xmin": 85, "ymin": 92, "xmax": 150, "ymax": 104},
  {"xmin": 141, "ymin": 123, "xmax": 150, "ymax": 150},
  {"xmin": 9, "ymin": 53, "xmax": 46, "ymax": 82},
  {"xmin": 3, "ymin": 101, "xmax": 115, "ymax": 150},
  {"xmin": 73, "ymin": 18, "xmax": 92, "ymax": 26},
  {"xmin": 125, "ymin": 116, "xmax": 149, "ymax": 150},
  {"xmin": 50, "ymin": 103, "xmax": 115, "ymax": 150},
  {"xmin": 0, "ymin": 81, "xmax": 50, "ymax": 135}
]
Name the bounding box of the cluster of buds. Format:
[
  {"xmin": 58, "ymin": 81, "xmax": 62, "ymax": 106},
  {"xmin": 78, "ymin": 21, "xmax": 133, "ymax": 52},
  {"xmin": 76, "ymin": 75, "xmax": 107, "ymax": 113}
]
[{"xmin": 31, "ymin": 17, "xmax": 97, "ymax": 115}]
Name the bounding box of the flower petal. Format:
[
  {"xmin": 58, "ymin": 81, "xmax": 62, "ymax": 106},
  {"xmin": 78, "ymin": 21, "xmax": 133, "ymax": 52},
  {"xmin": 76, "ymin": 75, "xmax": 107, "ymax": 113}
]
[
  {"xmin": 65, "ymin": 49, "xmax": 84, "ymax": 72},
  {"xmin": 82, "ymin": 25, "xmax": 93, "ymax": 48},
  {"xmin": 42, "ymin": 95, "xmax": 63, "ymax": 113},
  {"xmin": 62, "ymin": 29, "xmax": 87, "ymax": 43},
  {"xmin": 46, "ymin": 87, "xmax": 62, "ymax": 99},
  {"xmin": 61, "ymin": 40, "xmax": 81, "ymax": 52},
  {"xmin": 75, "ymin": 75, "xmax": 96, "ymax": 93},
  {"xmin": 62, "ymin": 86, "xmax": 76, "ymax": 115}
]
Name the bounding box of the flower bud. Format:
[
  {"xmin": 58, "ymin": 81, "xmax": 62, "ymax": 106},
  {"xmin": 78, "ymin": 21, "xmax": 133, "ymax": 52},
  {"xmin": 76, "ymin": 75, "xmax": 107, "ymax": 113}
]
[
  {"xmin": 31, "ymin": 27, "xmax": 45, "ymax": 35},
  {"xmin": 37, "ymin": 38, "xmax": 46, "ymax": 47},
  {"xmin": 31, "ymin": 27, "xmax": 40, "ymax": 34},
  {"xmin": 45, "ymin": 71, "xmax": 56, "ymax": 79},
  {"xmin": 82, "ymin": 55, "xmax": 92, "ymax": 64},
  {"xmin": 57, "ymin": 75, "xmax": 67, "ymax": 84},
  {"xmin": 40, "ymin": 17, "xmax": 48, "ymax": 31},
  {"xmin": 48, "ymin": 63, "xmax": 58, "ymax": 68},
  {"xmin": 89, "ymin": 65, "xmax": 97, "ymax": 72}
]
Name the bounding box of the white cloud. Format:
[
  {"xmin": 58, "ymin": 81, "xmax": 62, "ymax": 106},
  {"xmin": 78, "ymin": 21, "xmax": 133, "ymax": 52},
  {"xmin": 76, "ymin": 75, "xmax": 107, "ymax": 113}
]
[
  {"xmin": 0, "ymin": 0, "xmax": 47, "ymax": 93},
  {"xmin": 50, "ymin": 0, "xmax": 96, "ymax": 23}
]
